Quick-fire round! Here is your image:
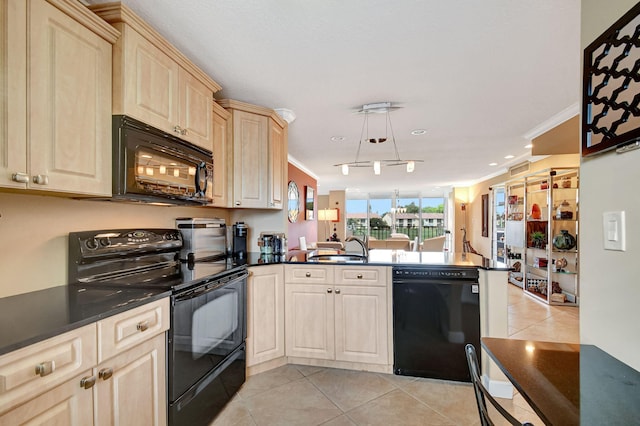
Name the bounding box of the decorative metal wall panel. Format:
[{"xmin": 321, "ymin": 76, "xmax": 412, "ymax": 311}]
[{"xmin": 582, "ymin": 3, "xmax": 640, "ymax": 156}]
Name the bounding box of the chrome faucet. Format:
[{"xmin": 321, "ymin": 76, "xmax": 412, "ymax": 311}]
[{"xmin": 345, "ymin": 236, "xmax": 368, "ymax": 259}]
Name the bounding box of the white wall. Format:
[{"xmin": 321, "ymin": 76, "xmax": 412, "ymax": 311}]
[{"xmin": 580, "ymin": 0, "xmax": 640, "ymax": 370}]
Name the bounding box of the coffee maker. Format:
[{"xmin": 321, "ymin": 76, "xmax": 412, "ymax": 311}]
[{"xmin": 232, "ymin": 222, "xmax": 248, "ymax": 258}]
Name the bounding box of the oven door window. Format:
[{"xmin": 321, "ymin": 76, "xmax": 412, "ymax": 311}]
[
  {"xmin": 133, "ymin": 148, "xmax": 210, "ymax": 200},
  {"xmin": 170, "ymin": 276, "xmax": 245, "ymax": 400}
]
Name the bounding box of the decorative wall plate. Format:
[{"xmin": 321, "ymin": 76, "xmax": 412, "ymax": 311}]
[{"xmin": 287, "ymin": 181, "xmax": 300, "ymax": 222}]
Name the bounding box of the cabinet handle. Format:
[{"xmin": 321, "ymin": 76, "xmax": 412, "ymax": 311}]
[
  {"xmin": 327, "ymin": 288, "xmax": 333, "ymax": 293},
  {"xmin": 99, "ymin": 368, "xmax": 113, "ymax": 381},
  {"xmin": 80, "ymin": 376, "xmax": 96, "ymax": 389},
  {"xmin": 136, "ymin": 320, "xmax": 149, "ymax": 332},
  {"xmin": 174, "ymin": 125, "xmax": 183, "ymax": 134},
  {"xmin": 181, "ymin": 128, "xmax": 188, "ymax": 136},
  {"xmin": 356, "ymin": 274, "xmax": 363, "ymax": 279},
  {"xmin": 305, "ymin": 272, "xmax": 311, "ymax": 278},
  {"xmin": 335, "ymin": 288, "xmax": 341, "ymax": 294},
  {"xmin": 35, "ymin": 360, "xmax": 55, "ymax": 377},
  {"xmin": 32, "ymin": 174, "xmax": 49, "ymax": 185},
  {"xmin": 11, "ymin": 172, "xmax": 29, "ymax": 183}
]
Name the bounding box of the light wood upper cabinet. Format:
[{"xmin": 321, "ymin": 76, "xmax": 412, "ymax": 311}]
[
  {"xmin": 92, "ymin": 3, "xmax": 220, "ymax": 152},
  {"xmin": 269, "ymin": 118, "xmax": 287, "ymax": 209},
  {"xmin": 212, "ymin": 102, "xmax": 231, "ymax": 206},
  {"xmin": 218, "ymin": 99, "xmax": 288, "ymax": 209},
  {"xmin": 0, "ymin": 0, "xmax": 117, "ymax": 195},
  {"xmin": 247, "ymin": 265, "xmax": 285, "ymax": 367}
]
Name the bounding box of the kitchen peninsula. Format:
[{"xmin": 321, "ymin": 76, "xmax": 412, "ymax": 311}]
[{"xmin": 245, "ymin": 250, "xmax": 512, "ymax": 397}]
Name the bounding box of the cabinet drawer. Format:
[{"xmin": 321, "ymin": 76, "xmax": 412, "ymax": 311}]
[
  {"xmin": 97, "ymin": 298, "xmax": 169, "ymax": 363},
  {"xmin": 0, "ymin": 324, "xmax": 96, "ymax": 413},
  {"xmin": 285, "ymin": 265, "xmax": 332, "ymax": 284},
  {"xmin": 335, "ymin": 266, "xmax": 388, "ymax": 286}
]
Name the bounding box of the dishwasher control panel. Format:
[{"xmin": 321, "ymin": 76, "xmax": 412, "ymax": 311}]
[{"xmin": 392, "ymin": 267, "xmax": 479, "ymax": 281}]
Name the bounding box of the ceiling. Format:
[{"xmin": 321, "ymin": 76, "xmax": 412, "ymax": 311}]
[{"xmin": 86, "ymin": 0, "xmax": 581, "ymax": 196}]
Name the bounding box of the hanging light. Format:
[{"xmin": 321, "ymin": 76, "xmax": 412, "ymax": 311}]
[{"xmin": 334, "ymin": 102, "xmax": 423, "ymax": 175}]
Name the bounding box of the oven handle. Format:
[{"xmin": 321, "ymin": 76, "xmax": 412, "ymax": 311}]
[{"xmin": 174, "ymin": 271, "xmax": 248, "ymax": 302}]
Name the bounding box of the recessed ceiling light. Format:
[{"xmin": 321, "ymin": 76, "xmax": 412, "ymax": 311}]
[
  {"xmin": 489, "ymin": 162, "xmax": 498, "ymax": 166},
  {"xmin": 410, "ymin": 129, "xmax": 427, "ymax": 136},
  {"xmin": 330, "ymin": 136, "xmax": 346, "ymax": 142},
  {"xmin": 525, "ymin": 144, "xmax": 533, "ymax": 149},
  {"xmin": 504, "ymin": 155, "xmax": 514, "ymax": 159}
]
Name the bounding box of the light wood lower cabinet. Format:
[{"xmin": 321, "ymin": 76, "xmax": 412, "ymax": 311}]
[
  {"xmin": 94, "ymin": 333, "xmax": 166, "ymax": 426},
  {"xmin": 0, "ymin": 298, "xmax": 169, "ymax": 425},
  {"xmin": 284, "ymin": 265, "xmax": 390, "ymax": 366},
  {"xmin": 246, "ymin": 265, "xmax": 285, "ymax": 367}
]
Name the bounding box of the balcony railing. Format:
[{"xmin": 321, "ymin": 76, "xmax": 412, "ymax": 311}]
[{"xmin": 348, "ymin": 225, "xmax": 445, "ymax": 241}]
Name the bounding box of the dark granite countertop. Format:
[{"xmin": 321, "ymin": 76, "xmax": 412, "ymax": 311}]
[
  {"xmin": 482, "ymin": 337, "xmax": 640, "ymax": 425},
  {"xmin": 244, "ymin": 250, "xmax": 510, "ymax": 271},
  {"xmin": 0, "ymin": 285, "xmax": 170, "ymax": 356}
]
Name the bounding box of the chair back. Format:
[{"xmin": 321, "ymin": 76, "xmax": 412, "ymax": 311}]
[{"xmin": 464, "ymin": 344, "xmax": 534, "ymax": 426}]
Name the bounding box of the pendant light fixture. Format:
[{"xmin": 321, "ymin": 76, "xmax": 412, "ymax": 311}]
[{"xmin": 334, "ymin": 102, "xmax": 423, "ymax": 175}]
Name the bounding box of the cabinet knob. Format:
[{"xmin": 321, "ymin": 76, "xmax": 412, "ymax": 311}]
[
  {"xmin": 99, "ymin": 368, "xmax": 113, "ymax": 381},
  {"xmin": 327, "ymin": 288, "xmax": 333, "ymax": 293},
  {"xmin": 174, "ymin": 125, "xmax": 183, "ymax": 134},
  {"xmin": 305, "ymin": 272, "xmax": 311, "ymax": 277},
  {"xmin": 32, "ymin": 174, "xmax": 49, "ymax": 185},
  {"xmin": 356, "ymin": 274, "xmax": 363, "ymax": 279},
  {"xmin": 335, "ymin": 288, "xmax": 341, "ymax": 294},
  {"xmin": 11, "ymin": 172, "xmax": 29, "ymax": 183},
  {"xmin": 181, "ymin": 128, "xmax": 188, "ymax": 136},
  {"xmin": 35, "ymin": 360, "xmax": 55, "ymax": 377},
  {"xmin": 136, "ymin": 320, "xmax": 149, "ymax": 332},
  {"xmin": 80, "ymin": 376, "xmax": 96, "ymax": 389},
  {"xmin": 235, "ymin": 201, "xmax": 241, "ymax": 206}
]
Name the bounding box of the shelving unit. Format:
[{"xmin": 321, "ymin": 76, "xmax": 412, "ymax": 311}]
[
  {"xmin": 504, "ymin": 180, "xmax": 525, "ymax": 288},
  {"xmin": 492, "ymin": 186, "xmax": 506, "ymax": 264},
  {"xmin": 521, "ymin": 168, "xmax": 579, "ymax": 306}
]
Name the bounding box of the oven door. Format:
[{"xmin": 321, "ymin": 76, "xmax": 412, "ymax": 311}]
[{"xmin": 168, "ymin": 270, "xmax": 247, "ymax": 402}]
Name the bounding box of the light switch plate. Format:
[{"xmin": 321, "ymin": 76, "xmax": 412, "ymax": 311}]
[{"xmin": 603, "ymin": 211, "xmax": 625, "ymax": 251}]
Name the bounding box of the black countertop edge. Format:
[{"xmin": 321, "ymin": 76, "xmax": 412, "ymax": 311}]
[
  {"xmin": 241, "ymin": 251, "xmax": 511, "ymax": 271},
  {"xmin": 0, "ymin": 285, "xmax": 171, "ymax": 356}
]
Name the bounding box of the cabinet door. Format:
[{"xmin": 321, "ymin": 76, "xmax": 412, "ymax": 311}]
[
  {"xmin": 285, "ymin": 284, "xmax": 334, "ymax": 360},
  {"xmin": 120, "ymin": 26, "xmax": 179, "ymax": 136},
  {"xmin": 334, "ymin": 286, "xmax": 389, "ymax": 365},
  {"xmin": 0, "ymin": 0, "xmax": 27, "ymax": 189},
  {"xmin": 0, "ymin": 371, "xmax": 93, "ymax": 425},
  {"xmin": 178, "ymin": 68, "xmax": 213, "ymax": 150},
  {"xmin": 28, "ymin": 0, "xmax": 112, "ymax": 195},
  {"xmin": 232, "ymin": 110, "xmax": 268, "ymax": 207},
  {"xmin": 247, "ymin": 265, "xmax": 285, "ymax": 367},
  {"xmin": 268, "ymin": 119, "xmax": 285, "ymax": 209},
  {"xmin": 212, "ymin": 103, "xmax": 230, "ymax": 207},
  {"xmin": 95, "ymin": 333, "xmax": 167, "ymax": 426}
]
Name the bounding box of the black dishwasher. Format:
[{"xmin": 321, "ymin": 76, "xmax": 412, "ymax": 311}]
[{"xmin": 392, "ymin": 266, "xmax": 480, "ymax": 382}]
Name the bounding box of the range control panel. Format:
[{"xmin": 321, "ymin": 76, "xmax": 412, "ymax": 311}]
[
  {"xmin": 70, "ymin": 229, "xmax": 182, "ymax": 258},
  {"xmin": 392, "ymin": 267, "xmax": 479, "ymax": 281}
]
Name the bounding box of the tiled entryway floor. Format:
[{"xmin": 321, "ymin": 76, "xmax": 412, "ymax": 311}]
[{"xmin": 213, "ymin": 284, "xmax": 579, "ymax": 425}]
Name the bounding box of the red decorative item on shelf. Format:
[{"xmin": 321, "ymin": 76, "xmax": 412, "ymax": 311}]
[{"xmin": 531, "ymin": 203, "xmax": 542, "ymax": 219}]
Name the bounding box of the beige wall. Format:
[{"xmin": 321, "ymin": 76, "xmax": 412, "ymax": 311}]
[
  {"xmin": 0, "ymin": 192, "xmax": 233, "ymax": 297},
  {"xmin": 580, "ymin": 0, "xmax": 640, "ymax": 370}
]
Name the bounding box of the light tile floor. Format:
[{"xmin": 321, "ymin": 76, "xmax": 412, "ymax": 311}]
[{"xmin": 213, "ymin": 283, "xmax": 579, "ymax": 425}]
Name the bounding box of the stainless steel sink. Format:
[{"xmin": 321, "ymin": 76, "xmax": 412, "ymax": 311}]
[{"xmin": 306, "ymin": 254, "xmax": 368, "ymax": 263}]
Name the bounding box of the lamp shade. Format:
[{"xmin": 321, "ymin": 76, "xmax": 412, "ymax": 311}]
[{"xmin": 318, "ymin": 208, "xmax": 339, "ymax": 222}]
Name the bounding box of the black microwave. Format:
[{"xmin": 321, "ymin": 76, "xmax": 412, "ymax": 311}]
[{"xmin": 112, "ymin": 115, "xmax": 213, "ymax": 206}]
